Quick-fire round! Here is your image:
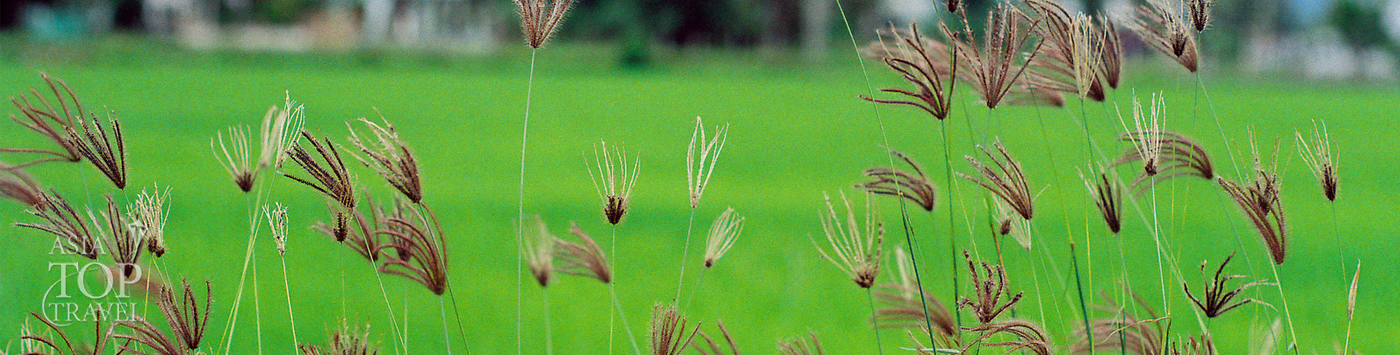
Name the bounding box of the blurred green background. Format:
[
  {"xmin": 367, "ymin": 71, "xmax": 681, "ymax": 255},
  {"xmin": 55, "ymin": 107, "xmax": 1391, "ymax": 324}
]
[{"xmin": 0, "ymin": 8, "xmax": 1398, "ymax": 354}]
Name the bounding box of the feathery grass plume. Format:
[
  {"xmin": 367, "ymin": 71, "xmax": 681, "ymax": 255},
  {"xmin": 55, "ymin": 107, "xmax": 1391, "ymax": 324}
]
[
  {"xmin": 650, "ymin": 303, "xmax": 700, "ymax": 355},
  {"xmin": 348, "ymin": 114, "xmax": 422, "ymax": 204},
  {"xmin": 1187, "ymin": 0, "xmax": 1213, "ymax": 32},
  {"xmin": 959, "ymin": 251, "xmax": 1023, "ymax": 324},
  {"xmin": 266, "ymin": 203, "xmax": 290, "ymax": 256},
  {"xmin": 1170, "ymin": 335, "xmax": 1215, "ymax": 355},
  {"xmin": 523, "ymin": 215, "xmax": 555, "ymax": 287},
  {"xmin": 21, "ymin": 312, "xmax": 116, "ymax": 355},
  {"xmin": 861, "ymin": 23, "xmax": 959, "ymax": 120},
  {"xmin": 1022, "ymin": 0, "xmax": 1105, "ymax": 102},
  {"xmin": 1218, "ymin": 134, "xmax": 1286, "ymax": 264},
  {"xmin": 214, "ymin": 125, "xmax": 257, "ymax": 192},
  {"xmin": 810, "ymin": 191, "xmax": 883, "ymax": 288},
  {"xmin": 1125, "ymin": 0, "xmax": 1199, "ymax": 72},
  {"xmin": 1117, "ymin": 93, "xmax": 1166, "ymax": 176},
  {"xmin": 374, "ymin": 205, "xmax": 448, "ymax": 295},
  {"xmin": 963, "ymin": 320, "xmax": 1052, "ymax": 355},
  {"xmin": 155, "ymin": 279, "xmax": 212, "ymax": 351},
  {"xmin": 17, "ymin": 190, "xmax": 98, "ymax": 259},
  {"xmin": 113, "ymin": 314, "xmax": 182, "ymax": 355},
  {"xmin": 4, "ymin": 73, "xmax": 83, "ymax": 167},
  {"xmin": 1097, "ymin": 13, "xmax": 1123, "ymax": 89},
  {"xmin": 1184, "ymin": 252, "xmax": 1271, "ymax": 318},
  {"xmin": 992, "ymin": 198, "xmax": 1034, "ymax": 250},
  {"xmin": 959, "ymin": 139, "xmax": 1034, "ymax": 220},
  {"xmin": 872, "ymin": 248, "xmax": 957, "ymax": 337},
  {"xmin": 693, "ymin": 320, "xmax": 740, "ymax": 355},
  {"xmin": 949, "ymin": 3, "xmax": 1044, "ymax": 109},
  {"xmin": 776, "ymin": 332, "xmax": 824, "ymax": 355},
  {"xmin": 1113, "ymin": 130, "xmax": 1215, "ymax": 195},
  {"xmin": 258, "ymin": 93, "xmax": 306, "ymax": 170},
  {"xmin": 298, "ymin": 320, "xmax": 378, "ymax": 355},
  {"xmin": 857, "ymin": 149, "xmax": 937, "ymax": 212},
  {"xmin": 91, "ymin": 194, "xmax": 144, "ymax": 277},
  {"xmin": 555, "ymin": 222, "xmax": 612, "ymax": 283},
  {"xmin": 67, "ymin": 108, "xmax": 127, "ymax": 189},
  {"xmin": 587, "ymin": 140, "xmax": 640, "ymax": 225},
  {"xmin": 311, "ymin": 202, "xmax": 378, "ymax": 261},
  {"xmin": 1069, "ymin": 13, "xmax": 1105, "ymax": 101},
  {"xmin": 0, "ymin": 163, "xmax": 45, "ymax": 209},
  {"xmin": 687, "ymin": 117, "xmax": 728, "ymax": 209},
  {"xmin": 131, "ymin": 185, "xmax": 170, "ymax": 257},
  {"xmin": 703, "ymin": 207, "xmax": 743, "ymax": 268},
  {"xmin": 1080, "ymin": 167, "xmax": 1123, "ymax": 234},
  {"xmin": 514, "ymin": 0, "xmax": 574, "ymax": 48},
  {"xmin": 1295, "ymin": 120, "xmax": 1338, "ymax": 201},
  {"xmin": 285, "ymin": 130, "xmax": 358, "ymax": 210},
  {"xmin": 1343, "ymin": 262, "xmax": 1359, "ymax": 355},
  {"xmin": 1071, "ymin": 293, "xmax": 1166, "ymax": 355}
]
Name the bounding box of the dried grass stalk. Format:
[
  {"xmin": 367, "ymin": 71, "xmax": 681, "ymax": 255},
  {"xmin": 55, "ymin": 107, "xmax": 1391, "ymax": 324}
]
[
  {"xmin": 68, "ymin": 109, "xmax": 127, "ymax": 189},
  {"xmin": 650, "ymin": 303, "xmax": 700, "ymax": 355},
  {"xmin": 266, "ymin": 203, "xmax": 290, "ymax": 256},
  {"xmin": 964, "ymin": 319, "xmax": 1052, "ymax": 355},
  {"xmin": 285, "ymin": 130, "xmax": 358, "ymax": 209},
  {"xmin": 857, "ymin": 149, "xmax": 937, "ymax": 212},
  {"xmin": 1295, "ymin": 120, "xmax": 1338, "ymax": 201},
  {"xmin": 1125, "ymin": 0, "xmax": 1199, "ymax": 72},
  {"xmin": 4, "ymin": 73, "xmax": 84, "ymax": 167},
  {"xmin": 131, "ymin": 185, "xmax": 170, "ymax": 257},
  {"xmin": 514, "ymin": 0, "xmax": 574, "ymax": 48},
  {"xmin": 810, "ymin": 191, "xmax": 883, "ymax": 288},
  {"xmin": 298, "ymin": 320, "xmax": 378, "ymax": 355},
  {"xmin": 1184, "ymin": 252, "xmax": 1271, "ymax": 318},
  {"xmin": 777, "ymin": 332, "xmax": 824, "ymax": 355},
  {"xmin": 374, "ymin": 205, "xmax": 448, "ymax": 295},
  {"xmin": 587, "ymin": 140, "xmax": 640, "ymax": 225},
  {"xmin": 861, "ymin": 23, "xmax": 959, "ymax": 120},
  {"xmin": 1218, "ymin": 133, "xmax": 1286, "ymax": 265},
  {"xmin": 555, "ymin": 222, "xmax": 611, "ymax": 283},
  {"xmin": 523, "ymin": 215, "xmax": 555, "ymax": 288},
  {"xmin": 693, "ymin": 320, "xmax": 740, "ymax": 355},
  {"xmin": 703, "ymin": 207, "xmax": 743, "ymax": 268},
  {"xmin": 950, "ymin": 3, "xmax": 1044, "ymax": 108},
  {"xmin": 873, "ymin": 248, "xmax": 957, "ymax": 337},
  {"xmin": 0, "ymin": 163, "xmax": 46, "ymax": 210},
  {"xmin": 687, "ymin": 117, "xmax": 728, "ymax": 209},
  {"xmin": 1114, "ymin": 130, "xmax": 1215, "ymax": 195},
  {"xmin": 960, "ymin": 251, "xmax": 1022, "ymax": 324},
  {"xmin": 348, "ymin": 114, "xmax": 423, "ymax": 203},
  {"xmin": 959, "ymin": 140, "xmax": 1034, "ymax": 220},
  {"xmin": 1081, "ymin": 167, "xmax": 1123, "ymax": 234},
  {"xmin": 91, "ymin": 194, "xmax": 144, "ymax": 277},
  {"xmin": 16, "ymin": 190, "xmax": 99, "ymax": 259}
]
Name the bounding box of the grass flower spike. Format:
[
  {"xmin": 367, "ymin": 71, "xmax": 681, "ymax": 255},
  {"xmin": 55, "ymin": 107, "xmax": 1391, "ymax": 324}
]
[
  {"xmin": 702, "ymin": 207, "xmax": 743, "ymax": 268},
  {"xmin": 524, "ymin": 215, "xmax": 555, "ymax": 287},
  {"xmin": 858, "ymin": 149, "xmax": 937, "ymax": 212},
  {"xmin": 4, "ymin": 73, "xmax": 83, "ymax": 167},
  {"xmin": 1219, "ymin": 134, "xmax": 1287, "ymax": 264},
  {"xmin": 16, "ymin": 190, "xmax": 98, "ymax": 259},
  {"xmin": 687, "ymin": 117, "xmax": 728, "ymax": 209},
  {"xmin": 810, "ymin": 191, "xmax": 883, "ymax": 288},
  {"xmin": 960, "ymin": 139, "xmax": 1034, "ymax": 220},
  {"xmin": 649, "ymin": 303, "xmax": 700, "ymax": 355},
  {"xmin": 862, "ymin": 23, "xmax": 958, "ymax": 120},
  {"xmin": 348, "ymin": 114, "xmax": 423, "ymax": 203},
  {"xmin": 556, "ymin": 222, "xmax": 611, "ymax": 283},
  {"xmin": 587, "ymin": 140, "xmax": 640, "ymax": 225},
  {"xmin": 514, "ymin": 0, "xmax": 574, "ymax": 48},
  {"xmin": 131, "ymin": 185, "xmax": 171, "ymax": 257},
  {"xmin": 1183, "ymin": 252, "xmax": 1271, "ymax": 318},
  {"xmin": 1295, "ymin": 120, "xmax": 1338, "ymax": 201},
  {"xmin": 214, "ymin": 125, "xmax": 257, "ymax": 192}
]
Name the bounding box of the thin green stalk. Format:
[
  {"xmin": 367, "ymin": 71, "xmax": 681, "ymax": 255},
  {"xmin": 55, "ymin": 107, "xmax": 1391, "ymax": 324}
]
[
  {"xmin": 514, "ymin": 47, "xmax": 539, "ymax": 355},
  {"xmin": 1071, "ymin": 243, "xmax": 1093, "ymax": 355},
  {"xmin": 1267, "ymin": 261, "xmax": 1300, "ymax": 354},
  {"xmin": 1195, "ymin": 73, "xmax": 1243, "ymax": 180},
  {"xmin": 867, "ymin": 288, "xmax": 885, "ymax": 355},
  {"xmin": 1149, "ymin": 178, "xmax": 1168, "ymax": 322},
  {"xmin": 939, "ymin": 118, "xmax": 963, "ymax": 342},
  {"xmin": 609, "ymin": 226, "xmax": 617, "ymax": 355},
  {"xmin": 253, "ymin": 253, "xmax": 264, "ymax": 355},
  {"xmin": 674, "ymin": 208, "xmax": 697, "ymax": 302},
  {"xmin": 897, "ymin": 206, "xmax": 938, "ymax": 349},
  {"xmin": 542, "ymin": 288, "xmax": 553, "ymax": 355},
  {"xmin": 610, "ymin": 285, "xmax": 642, "ymax": 355},
  {"xmin": 279, "ymin": 256, "xmax": 298, "ymax": 351},
  {"xmin": 440, "ymin": 296, "xmax": 453, "ymax": 355},
  {"xmin": 682, "ymin": 268, "xmax": 709, "ymax": 312},
  {"xmin": 1116, "ymin": 234, "xmax": 1127, "ymax": 355}
]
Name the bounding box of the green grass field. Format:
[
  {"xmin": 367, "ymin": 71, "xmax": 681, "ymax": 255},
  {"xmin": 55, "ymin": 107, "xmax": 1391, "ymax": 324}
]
[{"xmin": 1, "ymin": 40, "xmax": 1396, "ymax": 354}]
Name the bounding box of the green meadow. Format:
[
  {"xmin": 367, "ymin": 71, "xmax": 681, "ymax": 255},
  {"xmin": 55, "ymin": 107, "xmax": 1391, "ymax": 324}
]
[{"xmin": 1, "ymin": 40, "xmax": 1396, "ymax": 354}]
